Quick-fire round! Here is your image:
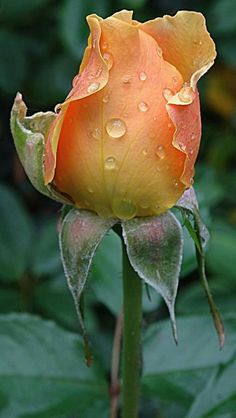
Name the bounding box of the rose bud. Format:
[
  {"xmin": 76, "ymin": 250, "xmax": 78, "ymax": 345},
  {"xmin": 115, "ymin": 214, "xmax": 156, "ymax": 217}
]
[{"xmin": 14, "ymin": 10, "xmax": 216, "ymax": 220}]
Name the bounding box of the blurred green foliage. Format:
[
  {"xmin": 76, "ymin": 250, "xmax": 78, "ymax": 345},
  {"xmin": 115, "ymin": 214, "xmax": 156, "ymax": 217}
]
[{"xmin": 0, "ymin": 0, "xmax": 236, "ymax": 417}]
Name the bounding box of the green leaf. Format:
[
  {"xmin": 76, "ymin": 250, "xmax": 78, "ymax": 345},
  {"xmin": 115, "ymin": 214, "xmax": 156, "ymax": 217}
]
[
  {"xmin": 122, "ymin": 212, "xmax": 183, "ymax": 342},
  {"xmin": 59, "ymin": 208, "xmax": 116, "ymax": 354},
  {"xmin": 10, "ymin": 94, "xmax": 65, "ymax": 202},
  {"xmin": 143, "ymin": 314, "xmax": 236, "ymax": 376},
  {"xmin": 0, "ymin": 314, "xmax": 108, "ymax": 418},
  {"xmin": 0, "ymin": 184, "xmax": 32, "ymax": 282},
  {"xmin": 142, "ymin": 314, "xmax": 236, "ymax": 418},
  {"xmin": 186, "ymin": 357, "xmax": 236, "ymax": 418}
]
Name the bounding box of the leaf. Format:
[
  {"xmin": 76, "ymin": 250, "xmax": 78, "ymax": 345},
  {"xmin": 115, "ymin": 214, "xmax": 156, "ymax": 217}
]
[
  {"xmin": 59, "ymin": 208, "xmax": 116, "ymax": 358},
  {"xmin": 176, "ymin": 187, "xmax": 224, "ymax": 348},
  {"xmin": 0, "ymin": 314, "xmax": 108, "ymax": 418},
  {"xmin": 186, "ymin": 356, "xmax": 236, "ymax": 418},
  {"xmin": 143, "ymin": 314, "xmax": 236, "ymax": 376},
  {"xmin": 0, "ymin": 184, "xmax": 32, "ymax": 282},
  {"xmin": 10, "ymin": 94, "xmax": 71, "ymax": 204},
  {"xmin": 122, "ymin": 211, "xmax": 183, "ymax": 343},
  {"xmin": 142, "ymin": 314, "xmax": 236, "ymax": 418}
]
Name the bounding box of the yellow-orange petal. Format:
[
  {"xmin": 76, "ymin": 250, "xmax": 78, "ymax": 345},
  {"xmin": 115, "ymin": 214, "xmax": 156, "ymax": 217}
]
[
  {"xmin": 141, "ymin": 11, "xmax": 216, "ymax": 89},
  {"xmin": 44, "ymin": 15, "xmax": 109, "ymax": 184},
  {"xmin": 167, "ymin": 90, "xmax": 201, "ymax": 186},
  {"xmin": 54, "ymin": 13, "xmax": 187, "ymax": 219}
]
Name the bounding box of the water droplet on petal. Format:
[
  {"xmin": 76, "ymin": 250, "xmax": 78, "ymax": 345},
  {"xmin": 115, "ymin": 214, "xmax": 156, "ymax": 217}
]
[
  {"xmin": 103, "ymin": 53, "xmax": 113, "ymax": 70},
  {"xmin": 172, "ymin": 76, "xmax": 178, "ymax": 85},
  {"xmin": 55, "ymin": 103, "xmax": 62, "ymax": 114},
  {"xmin": 102, "ymin": 41, "xmax": 108, "ymax": 50},
  {"xmin": 178, "ymin": 86, "xmax": 192, "ymax": 103},
  {"xmin": 105, "ymin": 156, "xmax": 117, "ymax": 170},
  {"xmin": 102, "ymin": 94, "xmax": 109, "ymax": 103},
  {"xmin": 139, "ymin": 71, "xmax": 147, "ymax": 81},
  {"xmin": 156, "ymin": 145, "xmax": 166, "ymax": 159},
  {"xmin": 163, "ymin": 88, "xmax": 174, "ymax": 101},
  {"xmin": 190, "ymin": 149, "xmax": 194, "ymax": 155},
  {"xmin": 87, "ymin": 82, "xmax": 100, "ymax": 93},
  {"xmin": 122, "ymin": 75, "xmax": 131, "ymax": 84},
  {"xmin": 142, "ymin": 148, "xmax": 148, "ymax": 156},
  {"xmin": 92, "ymin": 128, "xmax": 101, "ymax": 140},
  {"xmin": 173, "ymin": 179, "xmax": 179, "ymax": 187},
  {"xmin": 113, "ymin": 198, "xmax": 136, "ymax": 220},
  {"xmin": 156, "ymin": 46, "xmax": 162, "ymax": 57},
  {"xmin": 138, "ymin": 101, "xmax": 149, "ymax": 112},
  {"xmin": 191, "ymin": 134, "xmax": 196, "ymax": 140},
  {"xmin": 106, "ymin": 118, "xmax": 126, "ymax": 138},
  {"xmin": 168, "ymin": 122, "xmax": 172, "ymax": 129},
  {"xmin": 179, "ymin": 142, "xmax": 187, "ymax": 152}
]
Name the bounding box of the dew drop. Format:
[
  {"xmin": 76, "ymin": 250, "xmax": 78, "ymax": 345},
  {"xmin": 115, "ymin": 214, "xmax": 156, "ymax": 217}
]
[
  {"xmin": 172, "ymin": 76, "xmax": 178, "ymax": 84},
  {"xmin": 138, "ymin": 101, "xmax": 149, "ymax": 112},
  {"xmin": 72, "ymin": 74, "xmax": 80, "ymax": 87},
  {"xmin": 190, "ymin": 149, "xmax": 194, "ymax": 155},
  {"xmin": 55, "ymin": 103, "xmax": 62, "ymax": 114},
  {"xmin": 103, "ymin": 53, "xmax": 113, "ymax": 70},
  {"xmin": 168, "ymin": 122, "xmax": 172, "ymax": 129},
  {"xmin": 156, "ymin": 145, "xmax": 166, "ymax": 159},
  {"xmin": 191, "ymin": 134, "xmax": 196, "ymax": 140},
  {"xmin": 163, "ymin": 88, "xmax": 174, "ymax": 101},
  {"xmin": 142, "ymin": 148, "xmax": 148, "ymax": 156},
  {"xmin": 106, "ymin": 118, "xmax": 126, "ymax": 138},
  {"xmin": 178, "ymin": 87, "xmax": 192, "ymax": 103},
  {"xmin": 87, "ymin": 82, "xmax": 100, "ymax": 94},
  {"xmin": 139, "ymin": 71, "xmax": 147, "ymax": 81},
  {"xmin": 113, "ymin": 198, "xmax": 136, "ymax": 220},
  {"xmin": 122, "ymin": 75, "xmax": 131, "ymax": 84},
  {"xmin": 156, "ymin": 46, "xmax": 162, "ymax": 57},
  {"xmin": 179, "ymin": 142, "xmax": 187, "ymax": 152},
  {"xmin": 173, "ymin": 179, "xmax": 179, "ymax": 187},
  {"xmin": 105, "ymin": 156, "xmax": 117, "ymax": 170},
  {"xmin": 102, "ymin": 94, "xmax": 109, "ymax": 103},
  {"xmin": 153, "ymin": 116, "xmax": 157, "ymax": 121},
  {"xmin": 92, "ymin": 127, "xmax": 101, "ymax": 140},
  {"xmin": 102, "ymin": 41, "xmax": 108, "ymax": 50}
]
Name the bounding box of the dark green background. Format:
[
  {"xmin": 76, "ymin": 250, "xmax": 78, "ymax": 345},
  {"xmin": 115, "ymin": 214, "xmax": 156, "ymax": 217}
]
[{"xmin": 0, "ymin": 0, "xmax": 236, "ymax": 417}]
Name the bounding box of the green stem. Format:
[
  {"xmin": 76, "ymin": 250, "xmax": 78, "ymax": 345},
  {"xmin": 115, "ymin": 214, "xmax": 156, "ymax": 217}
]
[{"xmin": 122, "ymin": 242, "xmax": 142, "ymax": 418}]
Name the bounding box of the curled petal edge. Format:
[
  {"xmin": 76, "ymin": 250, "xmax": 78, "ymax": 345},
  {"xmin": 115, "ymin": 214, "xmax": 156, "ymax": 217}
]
[{"xmin": 44, "ymin": 15, "xmax": 110, "ymax": 185}]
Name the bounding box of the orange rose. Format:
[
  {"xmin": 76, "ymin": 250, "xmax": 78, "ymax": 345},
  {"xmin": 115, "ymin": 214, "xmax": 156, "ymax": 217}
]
[{"xmin": 34, "ymin": 11, "xmax": 217, "ymax": 219}]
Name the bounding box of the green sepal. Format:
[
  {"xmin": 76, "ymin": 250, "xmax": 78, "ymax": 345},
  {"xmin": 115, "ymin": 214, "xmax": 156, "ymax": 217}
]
[
  {"xmin": 122, "ymin": 211, "xmax": 183, "ymax": 343},
  {"xmin": 176, "ymin": 187, "xmax": 225, "ymax": 348},
  {"xmin": 59, "ymin": 208, "xmax": 117, "ymax": 363},
  {"xmin": 10, "ymin": 93, "xmax": 71, "ymax": 204}
]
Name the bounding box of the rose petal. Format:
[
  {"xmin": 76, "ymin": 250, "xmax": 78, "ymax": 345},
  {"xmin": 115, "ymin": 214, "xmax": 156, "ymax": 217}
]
[
  {"xmin": 54, "ymin": 13, "xmax": 188, "ymax": 218},
  {"xmin": 141, "ymin": 11, "xmax": 216, "ymax": 88},
  {"xmin": 44, "ymin": 15, "xmax": 109, "ymax": 184}
]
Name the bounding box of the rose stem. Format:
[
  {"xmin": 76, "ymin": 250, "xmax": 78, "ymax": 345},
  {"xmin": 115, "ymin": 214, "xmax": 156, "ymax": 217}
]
[
  {"xmin": 109, "ymin": 311, "xmax": 123, "ymax": 418},
  {"xmin": 122, "ymin": 241, "xmax": 142, "ymax": 418}
]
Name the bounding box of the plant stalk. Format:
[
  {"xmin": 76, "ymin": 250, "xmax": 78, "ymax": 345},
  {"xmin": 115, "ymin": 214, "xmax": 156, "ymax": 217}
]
[{"xmin": 122, "ymin": 243, "xmax": 142, "ymax": 418}]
